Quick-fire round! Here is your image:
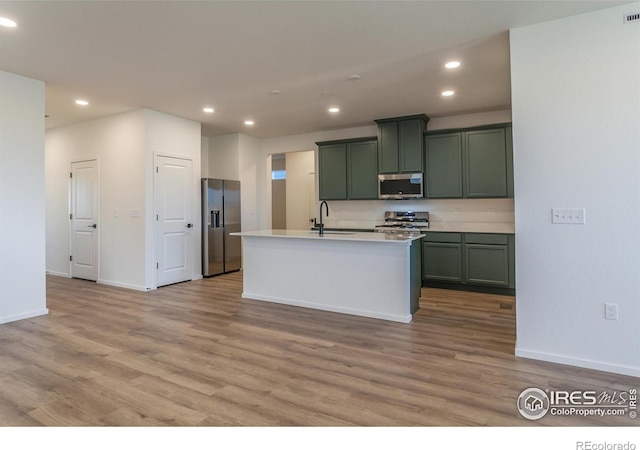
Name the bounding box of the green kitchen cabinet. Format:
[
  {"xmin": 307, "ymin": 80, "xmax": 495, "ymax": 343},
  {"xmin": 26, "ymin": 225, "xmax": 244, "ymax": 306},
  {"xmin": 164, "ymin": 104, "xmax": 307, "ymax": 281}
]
[
  {"xmin": 422, "ymin": 232, "xmax": 515, "ymax": 292},
  {"xmin": 317, "ymin": 137, "xmax": 378, "ymax": 200},
  {"xmin": 318, "ymin": 142, "xmax": 348, "ymax": 200},
  {"xmin": 376, "ymin": 115, "xmax": 430, "ymax": 174},
  {"xmin": 422, "ymin": 232, "xmax": 463, "ymax": 282},
  {"xmin": 464, "ymin": 128, "xmax": 509, "ymax": 198},
  {"xmin": 377, "ymin": 121, "xmax": 399, "ymax": 173},
  {"xmin": 425, "ymin": 133, "xmax": 463, "ymax": 198},
  {"xmin": 347, "ymin": 139, "xmax": 378, "ymax": 199},
  {"xmin": 424, "ymin": 124, "xmax": 513, "ymax": 199},
  {"xmin": 464, "ymin": 234, "xmax": 510, "ymax": 287}
]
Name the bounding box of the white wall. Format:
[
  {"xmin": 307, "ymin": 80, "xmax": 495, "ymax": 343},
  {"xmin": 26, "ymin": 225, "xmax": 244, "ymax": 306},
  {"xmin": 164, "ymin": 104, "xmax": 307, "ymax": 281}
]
[
  {"xmin": 0, "ymin": 70, "xmax": 48, "ymax": 323},
  {"xmin": 46, "ymin": 109, "xmax": 201, "ymax": 290},
  {"xmin": 510, "ymin": 3, "xmax": 640, "ymax": 377},
  {"xmin": 46, "ymin": 111, "xmax": 147, "ymax": 288},
  {"xmin": 238, "ymin": 134, "xmax": 261, "ymax": 232},
  {"xmin": 201, "ymin": 136, "xmax": 209, "ymax": 178},
  {"xmin": 209, "ymin": 133, "xmax": 240, "ymax": 180}
]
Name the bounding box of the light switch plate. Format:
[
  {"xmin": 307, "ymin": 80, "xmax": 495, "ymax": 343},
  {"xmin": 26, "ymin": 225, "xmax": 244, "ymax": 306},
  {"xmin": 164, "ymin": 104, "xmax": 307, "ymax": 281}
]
[{"xmin": 552, "ymin": 208, "xmax": 586, "ymax": 224}]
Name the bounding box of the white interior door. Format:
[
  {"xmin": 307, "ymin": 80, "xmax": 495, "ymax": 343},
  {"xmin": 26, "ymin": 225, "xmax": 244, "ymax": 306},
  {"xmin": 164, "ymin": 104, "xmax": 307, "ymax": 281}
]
[
  {"xmin": 70, "ymin": 160, "xmax": 99, "ymax": 281},
  {"xmin": 155, "ymin": 155, "xmax": 193, "ymax": 287}
]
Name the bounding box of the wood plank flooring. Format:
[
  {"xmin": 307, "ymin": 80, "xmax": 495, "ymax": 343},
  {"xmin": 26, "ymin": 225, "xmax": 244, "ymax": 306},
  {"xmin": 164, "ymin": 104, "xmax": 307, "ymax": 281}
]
[{"xmin": 0, "ymin": 272, "xmax": 637, "ymax": 426}]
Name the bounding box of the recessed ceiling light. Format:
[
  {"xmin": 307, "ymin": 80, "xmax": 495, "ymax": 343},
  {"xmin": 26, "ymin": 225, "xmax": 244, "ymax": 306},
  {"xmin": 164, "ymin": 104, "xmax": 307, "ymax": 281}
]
[
  {"xmin": 445, "ymin": 61, "xmax": 461, "ymax": 69},
  {"xmin": 346, "ymin": 74, "xmax": 361, "ymax": 81},
  {"xmin": 269, "ymin": 89, "xmax": 281, "ymax": 95},
  {"xmin": 0, "ymin": 17, "xmax": 17, "ymax": 28},
  {"xmin": 441, "ymin": 90, "xmax": 455, "ymax": 97},
  {"xmin": 328, "ymin": 107, "xmax": 340, "ymax": 113},
  {"xmin": 203, "ymin": 107, "xmax": 214, "ymax": 113},
  {"xmin": 75, "ymin": 99, "xmax": 89, "ymax": 106},
  {"xmin": 244, "ymin": 120, "xmax": 254, "ymax": 126}
]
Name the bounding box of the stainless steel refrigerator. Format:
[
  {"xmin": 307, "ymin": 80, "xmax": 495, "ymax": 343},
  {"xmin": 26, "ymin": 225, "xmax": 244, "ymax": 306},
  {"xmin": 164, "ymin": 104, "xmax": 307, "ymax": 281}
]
[{"xmin": 202, "ymin": 178, "xmax": 242, "ymax": 277}]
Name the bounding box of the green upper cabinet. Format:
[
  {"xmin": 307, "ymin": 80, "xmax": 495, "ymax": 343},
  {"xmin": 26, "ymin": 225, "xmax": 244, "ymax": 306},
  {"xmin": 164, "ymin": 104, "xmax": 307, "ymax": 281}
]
[
  {"xmin": 464, "ymin": 128, "xmax": 507, "ymax": 198},
  {"xmin": 375, "ymin": 115, "xmax": 429, "ymax": 174},
  {"xmin": 377, "ymin": 121, "xmax": 399, "ymax": 173},
  {"xmin": 318, "ymin": 143, "xmax": 347, "ymax": 200},
  {"xmin": 317, "ymin": 137, "xmax": 378, "ymax": 200},
  {"xmin": 425, "ymin": 124, "xmax": 513, "ymax": 199},
  {"xmin": 425, "ymin": 133, "xmax": 463, "ymax": 198},
  {"xmin": 348, "ymin": 140, "xmax": 378, "ymax": 199}
]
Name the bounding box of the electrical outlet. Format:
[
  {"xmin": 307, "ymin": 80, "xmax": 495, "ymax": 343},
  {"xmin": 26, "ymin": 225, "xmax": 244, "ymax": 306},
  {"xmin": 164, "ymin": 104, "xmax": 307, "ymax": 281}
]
[{"xmin": 605, "ymin": 303, "xmax": 618, "ymax": 320}]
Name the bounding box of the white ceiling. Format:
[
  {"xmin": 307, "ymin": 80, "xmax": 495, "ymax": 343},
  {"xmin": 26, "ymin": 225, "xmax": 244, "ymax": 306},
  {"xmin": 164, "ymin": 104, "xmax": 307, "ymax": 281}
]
[{"xmin": 0, "ymin": 1, "xmax": 631, "ymax": 138}]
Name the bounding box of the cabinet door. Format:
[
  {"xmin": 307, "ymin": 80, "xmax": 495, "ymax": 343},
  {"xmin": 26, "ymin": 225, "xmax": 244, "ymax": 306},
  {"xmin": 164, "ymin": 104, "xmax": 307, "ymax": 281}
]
[
  {"xmin": 348, "ymin": 140, "xmax": 378, "ymax": 199},
  {"xmin": 399, "ymin": 119, "xmax": 424, "ymax": 173},
  {"xmin": 464, "ymin": 244, "xmax": 509, "ymax": 286},
  {"xmin": 377, "ymin": 121, "xmax": 399, "ymax": 174},
  {"xmin": 318, "ymin": 144, "xmax": 347, "ymax": 200},
  {"xmin": 464, "ymin": 129, "xmax": 507, "ymax": 198},
  {"xmin": 423, "ymin": 242, "xmax": 463, "ymax": 282},
  {"xmin": 425, "ymin": 133, "xmax": 463, "ymax": 198}
]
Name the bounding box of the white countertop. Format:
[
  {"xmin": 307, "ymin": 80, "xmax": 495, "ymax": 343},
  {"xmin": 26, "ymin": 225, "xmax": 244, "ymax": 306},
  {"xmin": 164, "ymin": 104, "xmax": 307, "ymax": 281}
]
[{"xmin": 231, "ymin": 229, "xmax": 424, "ymax": 244}]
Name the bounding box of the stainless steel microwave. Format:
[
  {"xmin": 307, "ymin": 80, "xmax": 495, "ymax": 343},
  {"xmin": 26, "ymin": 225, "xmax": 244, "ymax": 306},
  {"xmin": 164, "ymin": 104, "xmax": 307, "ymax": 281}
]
[{"xmin": 378, "ymin": 173, "xmax": 424, "ymax": 199}]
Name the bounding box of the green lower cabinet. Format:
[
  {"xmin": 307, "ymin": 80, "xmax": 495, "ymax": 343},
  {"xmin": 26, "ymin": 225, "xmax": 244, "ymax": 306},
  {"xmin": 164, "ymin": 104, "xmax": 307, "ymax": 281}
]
[
  {"xmin": 422, "ymin": 232, "xmax": 515, "ymax": 292},
  {"xmin": 423, "ymin": 242, "xmax": 463, "ymax": 282},
  {"xmin": 465, "ymin": 244, "xmax": 509, "ymax": 287}
]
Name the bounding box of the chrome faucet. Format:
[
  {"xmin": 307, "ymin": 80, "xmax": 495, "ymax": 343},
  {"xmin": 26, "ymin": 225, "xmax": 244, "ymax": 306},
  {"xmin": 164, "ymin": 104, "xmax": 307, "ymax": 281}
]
[{"xmin": 315, "ymin": 200, "xmax": 329, "ymax": 235}]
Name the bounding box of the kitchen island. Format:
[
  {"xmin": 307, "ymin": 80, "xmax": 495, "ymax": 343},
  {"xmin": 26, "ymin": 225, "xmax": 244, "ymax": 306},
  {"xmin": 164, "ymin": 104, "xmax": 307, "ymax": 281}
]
[{"xmin": 231, "ymin": 230, "xmax": 423, "ymax": 323}]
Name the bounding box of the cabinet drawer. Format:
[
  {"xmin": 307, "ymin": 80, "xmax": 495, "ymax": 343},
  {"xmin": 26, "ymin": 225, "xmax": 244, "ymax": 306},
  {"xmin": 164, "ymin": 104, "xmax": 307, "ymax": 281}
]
[
  {"xmin": 464, "ymin": 233, "xmax": 508, "ymax": 245},
  {"xmin": 423, "ymin": 232, "xmax": 462, "ymax": 243}
]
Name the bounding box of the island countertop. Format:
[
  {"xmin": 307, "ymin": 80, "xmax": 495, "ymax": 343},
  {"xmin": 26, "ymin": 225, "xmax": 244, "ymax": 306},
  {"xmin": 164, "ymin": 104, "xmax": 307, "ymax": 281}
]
[{"xmin": 231, "ymin": 229, "xmax": 424, "ymax": 245}]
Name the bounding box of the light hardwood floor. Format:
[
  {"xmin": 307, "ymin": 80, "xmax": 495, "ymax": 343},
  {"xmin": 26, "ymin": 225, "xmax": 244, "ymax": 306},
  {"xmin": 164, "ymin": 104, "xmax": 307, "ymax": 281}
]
[{"xmin": 0, "ymin": 272, "xmax": 636, "ymax": 426}]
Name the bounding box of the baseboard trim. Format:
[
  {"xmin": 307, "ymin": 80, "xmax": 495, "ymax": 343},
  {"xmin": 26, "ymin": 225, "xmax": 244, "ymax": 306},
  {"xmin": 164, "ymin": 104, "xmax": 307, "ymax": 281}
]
[
  {"xmin": 97, "ymin": 279, "xmax": 152, "ymax": 292},
  {"xmin": 0, "ymin": 308, "xmax": 49, "ymax": 325},
  {"xmin": 46, "ymin": 270, "xmax": 70, "ymax": 278},
  {"xmin": 515, "ymin": 347, "xmax": 640, "ymax": 378},
  {"xmin": 242, "ymin": 292, "xmax": 412, "ymax": 323},
  {"xmin": 423, "ymin": 280, "xmax": 515, "ymax": 296}
]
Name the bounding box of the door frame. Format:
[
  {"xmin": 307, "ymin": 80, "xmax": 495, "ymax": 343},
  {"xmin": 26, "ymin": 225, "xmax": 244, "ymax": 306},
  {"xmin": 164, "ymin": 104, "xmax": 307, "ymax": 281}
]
[
  {"xmin": 69, "ymin": 158, "xmax": 100, "ymax": 280},
  {"xmin": 153, "ymin": 152, "xmax": 197, "ymax": 289}
]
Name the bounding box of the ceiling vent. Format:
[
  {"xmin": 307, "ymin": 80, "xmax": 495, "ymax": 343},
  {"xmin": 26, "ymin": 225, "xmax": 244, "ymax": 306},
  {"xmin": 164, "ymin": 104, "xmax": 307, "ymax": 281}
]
[{"xmin": 624, "ymin": 12, "xmax": 640, "ymax": 23}]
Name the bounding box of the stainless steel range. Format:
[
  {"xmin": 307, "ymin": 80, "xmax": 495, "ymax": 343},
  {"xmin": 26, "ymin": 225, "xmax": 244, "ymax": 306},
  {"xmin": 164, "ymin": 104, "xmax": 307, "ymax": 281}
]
[{"xmin": 374, "ymin": 211, "xmax": 429, "ymax": 235}]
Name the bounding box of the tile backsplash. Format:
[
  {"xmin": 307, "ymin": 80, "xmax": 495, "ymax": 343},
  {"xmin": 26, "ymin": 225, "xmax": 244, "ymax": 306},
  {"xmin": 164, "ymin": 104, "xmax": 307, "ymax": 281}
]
[{"xmin": 319, "ymin": 198, "xmax": 515, "ymax": 229}]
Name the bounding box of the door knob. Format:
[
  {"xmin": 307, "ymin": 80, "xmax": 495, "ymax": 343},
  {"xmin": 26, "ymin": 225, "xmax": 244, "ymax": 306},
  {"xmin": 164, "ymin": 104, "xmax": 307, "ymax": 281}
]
[
  {"xmin": 87, "ymin": 224, "xmax": 97, "ymax": 228},
  {"xmin": 186, "ymin": 223, "xmax": 193, "ymax": 228}
]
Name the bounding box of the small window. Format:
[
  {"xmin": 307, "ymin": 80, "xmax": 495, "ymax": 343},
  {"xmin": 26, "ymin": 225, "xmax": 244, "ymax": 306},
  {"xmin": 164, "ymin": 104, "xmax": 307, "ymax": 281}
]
[{"xmin": 272, "ymin": 170, "xmax": 286, "ymax": 180}]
